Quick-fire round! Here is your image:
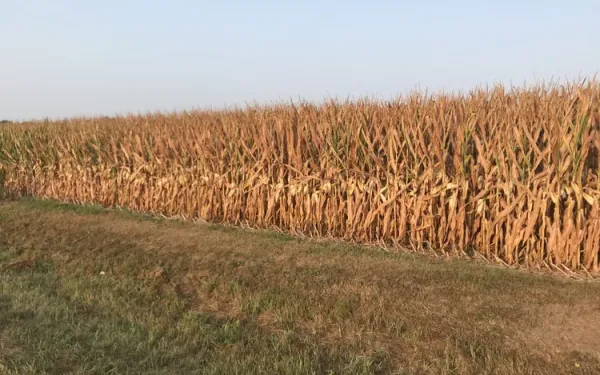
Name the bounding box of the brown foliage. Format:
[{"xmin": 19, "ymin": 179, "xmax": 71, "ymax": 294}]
[{"xmin": 1, "ymin": 81, "xmax": 599, "ymax": 271}]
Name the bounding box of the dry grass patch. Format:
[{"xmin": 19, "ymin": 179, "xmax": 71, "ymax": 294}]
[
  {"xmin": 2, "ymin": 198, "xmax": 600, "ymax": 374},
  {"xmin": 519, "ymin": 303, "xmax": 600, "ymax": 358}
]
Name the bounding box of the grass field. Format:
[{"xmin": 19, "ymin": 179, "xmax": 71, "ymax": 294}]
[{"xmin": 1, "ymin": 197, "xmax": 600, "ymax": 374}]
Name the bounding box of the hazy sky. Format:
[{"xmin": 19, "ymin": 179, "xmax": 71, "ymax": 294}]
[{"xmin": 1, "ymin": 0, "xmax": 598, "ymax": 120}]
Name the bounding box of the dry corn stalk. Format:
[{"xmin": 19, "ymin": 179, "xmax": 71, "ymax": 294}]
[{"xmin": 1, "ymin": 81, "xmax": 599, "ymax": 272}]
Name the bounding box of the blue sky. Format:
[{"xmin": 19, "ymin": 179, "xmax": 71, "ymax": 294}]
[{"xmin": 1, "ymin": 0, "xmax": 598, "ymax": 120}]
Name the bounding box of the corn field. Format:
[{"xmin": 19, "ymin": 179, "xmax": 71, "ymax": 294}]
[{"xmin": 1, "ymin": 82, "xmax": 600, "ymax": 272}]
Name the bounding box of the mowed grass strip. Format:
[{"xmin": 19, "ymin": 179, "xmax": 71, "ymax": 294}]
[{"xmin": 1, "ymin": 198, "xmax": 600, "ymax": 374}]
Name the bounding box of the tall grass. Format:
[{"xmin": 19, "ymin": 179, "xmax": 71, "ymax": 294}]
[{"xmin": 1, "ymin": 81, "xmax": 599, "ymax": 271}]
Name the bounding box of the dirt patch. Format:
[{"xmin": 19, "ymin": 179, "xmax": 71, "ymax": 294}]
[{"xmin": 520, "ymin": 303, "xmax": 600, "ymax": 357}]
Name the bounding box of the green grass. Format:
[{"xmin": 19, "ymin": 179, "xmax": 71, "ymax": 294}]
[{"xmin": 1, "ymin": 198, "xmax": 600, "ymax": 374}]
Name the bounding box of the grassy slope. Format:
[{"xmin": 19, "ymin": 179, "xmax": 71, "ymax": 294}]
[{"xmin": 1, "ymin": 198, "xmax": 600, "ymax": 375}]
